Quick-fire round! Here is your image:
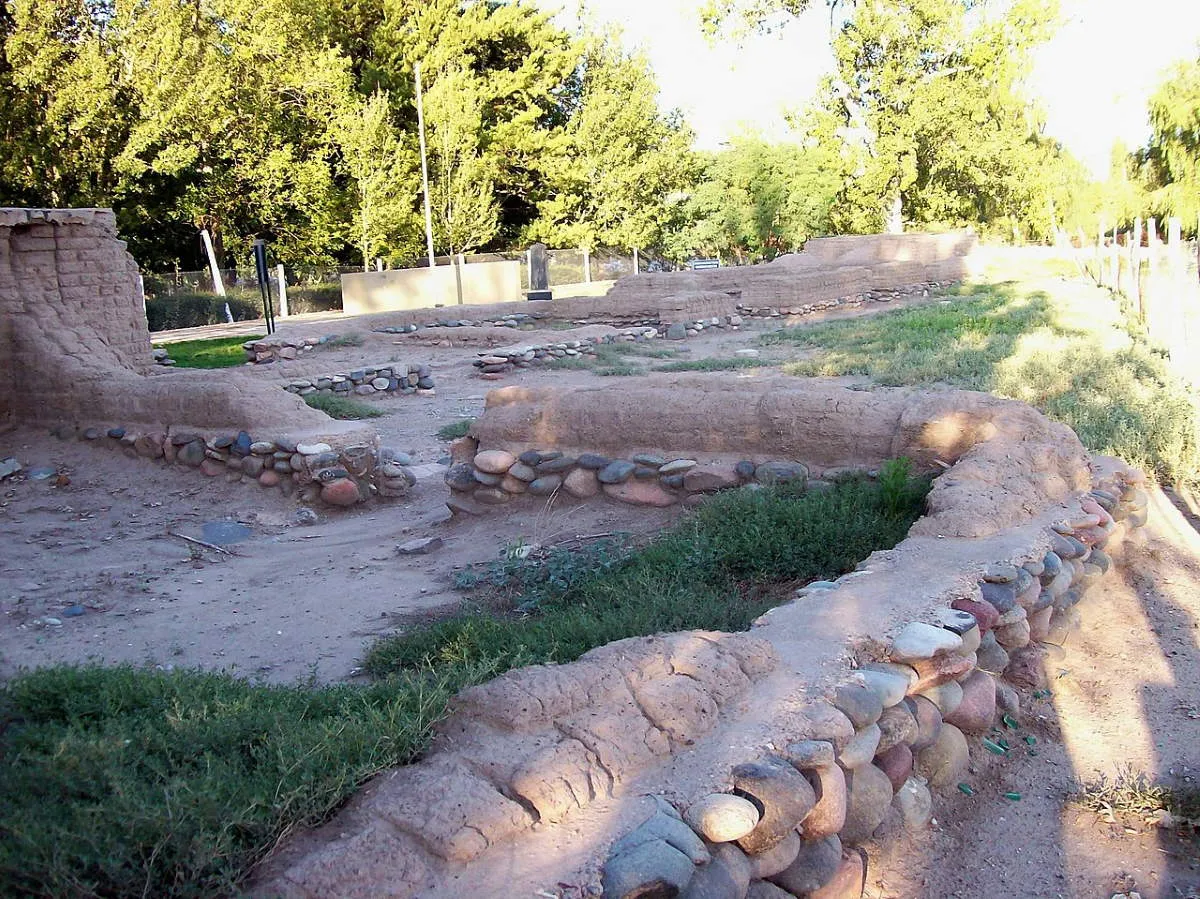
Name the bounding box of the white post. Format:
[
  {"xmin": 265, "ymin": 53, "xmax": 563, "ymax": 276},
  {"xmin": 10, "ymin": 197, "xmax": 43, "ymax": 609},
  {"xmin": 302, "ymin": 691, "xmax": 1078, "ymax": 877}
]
[
  {"xmin": 582, "ymin": 247, "xmax": 591, "ymax": 283},
  {"xmin": 138, "ymin": 273, "xmax": 146, "ymax": 314},
  {"xmin": 275, "ymin": 264, "xmax": 288, "ymax": 317},
  {"xmin": 200, "ymin": 229, "xmax": 226, "ymax": 296},
  {"xmin": 526, "ymin": 249, "xmax": 532, "ymax": 290},
  {"xmin": 633, "ymin": 247, "xmax": 640, "ymax": 274},
  {"xmin": 415, "ymin": 62, "xmax": 436, "ymax": 270},
  {"xmin": 375, "ymin": 258, "xmax": 384, "ymax": 272}
]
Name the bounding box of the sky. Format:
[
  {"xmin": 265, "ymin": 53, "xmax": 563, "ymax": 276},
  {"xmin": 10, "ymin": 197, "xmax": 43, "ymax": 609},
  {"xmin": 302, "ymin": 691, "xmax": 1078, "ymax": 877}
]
[{"xmin": 543, "ymin": 0, "xmax": 1200, "ymax": 177}]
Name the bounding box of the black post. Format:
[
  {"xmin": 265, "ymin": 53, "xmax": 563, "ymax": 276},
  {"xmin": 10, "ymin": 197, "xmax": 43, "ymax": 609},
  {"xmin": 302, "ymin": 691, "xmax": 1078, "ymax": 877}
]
[
  {"xmin": 527, "ymin": 242, "xmax": 552, "ymax": 301},
  {"xmin": 253, "ymin": 239, "xmax": 276, "ymax": 335}
]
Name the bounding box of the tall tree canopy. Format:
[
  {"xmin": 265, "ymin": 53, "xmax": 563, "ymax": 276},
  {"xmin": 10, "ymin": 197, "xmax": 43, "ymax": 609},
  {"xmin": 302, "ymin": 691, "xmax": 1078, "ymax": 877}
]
[
  {"xmin": 0, "ymin": 0, "xmax": 695, "ymax": 269},
  {"xmin": 668, "ymin": 136, "xmax": 840, "ymax": 262},
  {"xmin": 704, "ymin": 0, "xmax": 1089, "ymax": 240},
  {"xmin": 1138, "ymin": 53, "xmax": 1200, "ymax": 234}
]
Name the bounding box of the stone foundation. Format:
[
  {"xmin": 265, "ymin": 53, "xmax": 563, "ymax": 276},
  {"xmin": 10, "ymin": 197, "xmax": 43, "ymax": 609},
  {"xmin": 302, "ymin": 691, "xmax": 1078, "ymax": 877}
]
[
  {"xmin": 253, "ymin": 379, "xmax": 1145, "ymax": 897},
  {"xmin": 46, "ymin": 421, "xmax": 417, "ymax": 507},
  {"xmin": 281, "ymin": 362, "xmax": 435, "ymax": 399}
]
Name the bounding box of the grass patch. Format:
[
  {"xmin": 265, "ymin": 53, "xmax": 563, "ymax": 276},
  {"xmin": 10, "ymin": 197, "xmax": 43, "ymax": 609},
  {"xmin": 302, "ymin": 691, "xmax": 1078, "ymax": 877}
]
[
  {"xmin": 0, "ymin": 471, "xmax": 926, "ymax": 897},
  {"xmin": 766, "ymin": 281, "xmax": 1199, "ymax": 485},
  {"xmin": 324, "ymin": 332, "xmax": 365, "ymax": 348},
  {"xmin": 654, "ymin": 357, "xmax": 773, "ymax": 373},
  {"xmin": 303, "ymin": 394, "xmax": 383, "ymax": 420},
  {"xmin": 365, "ymin": 472, "xmax": 927, "ymax": 678},
  {"xmin": 436, "ymin": 418, "xmax": 475, "ymax": 440},
  {"xmin": 545, "ymin": 342, "xmax": 681, "ymax": 376},
  {"xmin": 0, "ymin": 663, "xmax": 488, "ymax": 898},
  {"xmin": 153, "ymin": 335, "xmax": 262, "ymax": 369},
  {"xmin": 1074, "ymin": 765, "xmax": 1200, "ymax": 828}
]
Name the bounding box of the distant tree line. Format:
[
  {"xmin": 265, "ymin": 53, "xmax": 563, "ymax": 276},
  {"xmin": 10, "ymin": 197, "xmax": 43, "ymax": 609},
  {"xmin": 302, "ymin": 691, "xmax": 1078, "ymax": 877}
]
[
  {"xmin": 2, "ymin": 0, "xmax": 1196, "ymax": 274},
  {"xmin": 0, "ymin": 0, "xmax": 695, "ymax": 270}
]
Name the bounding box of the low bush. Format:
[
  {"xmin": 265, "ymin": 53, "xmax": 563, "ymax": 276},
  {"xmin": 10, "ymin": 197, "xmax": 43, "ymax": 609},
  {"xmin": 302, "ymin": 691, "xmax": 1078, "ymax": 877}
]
[
  {"xmin": 145, "ymin": 291, "xmax": 261, "ymax": 332},
  {"xmin": 303, "ymin": 394, "xmax": 384, "ymax": 419}
]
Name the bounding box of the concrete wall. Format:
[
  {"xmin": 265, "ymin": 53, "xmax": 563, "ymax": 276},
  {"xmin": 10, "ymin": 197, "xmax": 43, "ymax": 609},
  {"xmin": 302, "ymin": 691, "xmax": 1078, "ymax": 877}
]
[{"xmin": 341, "ymin": 260, "xmax": 522, "ymax": 315}]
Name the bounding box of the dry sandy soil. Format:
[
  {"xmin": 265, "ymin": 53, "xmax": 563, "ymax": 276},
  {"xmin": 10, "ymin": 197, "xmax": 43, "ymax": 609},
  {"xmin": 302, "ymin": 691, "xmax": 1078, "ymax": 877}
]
[{"xmin": 2, "ymin": 288, "xmax": 1198, "ymax": 895}]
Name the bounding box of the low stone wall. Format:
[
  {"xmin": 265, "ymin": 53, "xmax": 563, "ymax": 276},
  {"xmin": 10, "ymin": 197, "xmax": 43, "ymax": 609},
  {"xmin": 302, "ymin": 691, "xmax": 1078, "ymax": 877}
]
[
  {"xmin": 445, "ymin": 444, "xmax": 809, "ymax": 514},
  {"xmin": 244, "ymin": 335, "xmax": 338, "ymax": 364},
  {"xmin": 253, "ymin": 380, "xmax": 1146, "ymax": 898},
  {"xmin": 281, "ymin": 362, "xmax": 435, "ymax": 399},
  {"xmin": 444, "ymin": 380, "xmax": 1089, "ymax": 540},
  {"xmin": 603, "ymin": 232, "xmax": 976, "ymax": 313},
  {"xmin": 47, "ymin": 420, "xmax": 418, "ymax": 507}
]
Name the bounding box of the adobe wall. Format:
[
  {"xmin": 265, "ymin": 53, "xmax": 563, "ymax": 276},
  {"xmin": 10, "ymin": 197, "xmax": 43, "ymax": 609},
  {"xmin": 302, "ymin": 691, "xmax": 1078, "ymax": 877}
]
[
  {"xmin": 255, "ymin": 381, "xmax": 1147, "ymax": 898},
  {"xmin": 0, "ymin": 209, "xmax": 419, "ymax": 508},
  {"xmin": 442, "ymin": 379, "xmax": 1089, "ymax": 540},
  {"xmin": 601, "ymin": 231, "xmax": 978, "ymax": 312},
  {"xmin": 0, "ymin": 208, "xmax": 329, "ymax": 434}
]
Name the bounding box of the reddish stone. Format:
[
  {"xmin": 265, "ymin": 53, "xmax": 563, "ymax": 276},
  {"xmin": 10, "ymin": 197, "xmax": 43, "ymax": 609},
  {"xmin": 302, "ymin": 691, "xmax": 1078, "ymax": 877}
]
[
  {"xmin": 199, "ymin": 459, "xmax": 225, "ymax": 477},
  {"xmin": 942, "ymin": 669, "xmax": 996, "ymax": 734},
  {"xmin": 321, "ymin": 477, "xmax": 362, "ymax": 507},
  {"xmin": 603, "ymin": 480, "xmax": 677, "ymax": 507},
  {"xmin": 809, "ymin": 850, "xmax": 866, "ymax": 899},
  {"xmin": 1027, "ymin": 605, "xmax": 1054, "ymax": 642},
  {"xmin": 873, "ymin": 742, "xmax": 913, "ymax": 793},
  {"xmin": 951, "ymin": 596, "xmax": 999, "ymax": 632},
  {"xmin": 258, "ymin": 470, "xmax": 280, "ymax": 488},
  {"xmin": 910, "ymin": 651, "xmax": 974, "ymax": 692},
  {"xmin": 1003, "ymin": 645, "xmax": 1048, "ymax": 689},
  {"xmin": 903, "ymin": 696, "xmax": 942, "ymax": 751}
]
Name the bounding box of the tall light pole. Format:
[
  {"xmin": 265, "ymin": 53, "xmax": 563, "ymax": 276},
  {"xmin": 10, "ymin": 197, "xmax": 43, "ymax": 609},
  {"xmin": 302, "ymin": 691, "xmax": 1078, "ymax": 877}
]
[{"xmin": 414, "ymin": 62, "xmax": 436, "ymax": 269}]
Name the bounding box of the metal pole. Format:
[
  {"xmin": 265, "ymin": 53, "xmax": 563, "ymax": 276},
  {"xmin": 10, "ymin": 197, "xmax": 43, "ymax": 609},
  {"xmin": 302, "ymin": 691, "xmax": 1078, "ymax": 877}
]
[
  {"xmin": 253, "ymin": 239, "xmax": 275, "ymax": 336},
  {"xmin": 415, "ymin": 62, "xmax": 436, "ymax": 270}
]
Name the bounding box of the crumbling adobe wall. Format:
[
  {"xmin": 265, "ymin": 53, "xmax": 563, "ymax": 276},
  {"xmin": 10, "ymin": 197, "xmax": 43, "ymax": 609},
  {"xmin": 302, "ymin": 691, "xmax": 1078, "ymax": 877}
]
[
  {"xmin": 253, "ymin": 383, "xmax": 1144, "ymax": 898},
  {"xmin": 604, "ymin": 231, "xmax": 978, "ymax": 311},
  {"xmin": 0, "ymin": 208, "xmax": 333, "ymax": 435}
]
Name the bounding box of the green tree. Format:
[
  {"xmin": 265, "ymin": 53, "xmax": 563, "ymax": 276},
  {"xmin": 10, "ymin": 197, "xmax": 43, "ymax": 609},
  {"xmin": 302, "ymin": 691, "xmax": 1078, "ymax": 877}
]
[
  {"xmin": 669, "ymin": 136, "xmax": 839, "ymax": 261},
  {"xmin": 528, "ymin": 38, "xmax": 698, "ymax": 251},
  {"xmin": 423, "ymin": 66, "xmax": 500, "ymax": 256},
  {"xmin": 337, "ymin": 90, "xmax": 421, "ymax": 269},
  {"xmin": 705, "ymin": 0, "xmax": 1075, "ymax": 240},
  {"xmin": 1139, "ymin": 53, "xmax": 1200, "ymax": 234}
]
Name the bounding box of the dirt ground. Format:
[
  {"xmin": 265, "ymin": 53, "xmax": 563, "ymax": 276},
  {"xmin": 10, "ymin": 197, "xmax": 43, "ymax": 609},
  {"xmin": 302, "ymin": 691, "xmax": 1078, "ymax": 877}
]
[
  {"xmin": 3, "ymin": 286, "xmax": 1199, "ymax": 895},
  {"xmin": 1, "ymin": 297, "xmax": 902, "ymax": 684},
  {"xmin": 866, "ymin": 487, "xmax": 1200, "ymax": 898}
]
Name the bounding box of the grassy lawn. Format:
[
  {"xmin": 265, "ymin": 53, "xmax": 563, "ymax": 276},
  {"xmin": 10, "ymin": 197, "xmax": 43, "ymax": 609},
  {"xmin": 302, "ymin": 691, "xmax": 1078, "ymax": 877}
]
[
  {"xmin": 303, "ymin": 394, "xmax": 384, "ymax": 419},
  {"xmin": 153, "ymin": 335, "xmax": 261, "ymax": 369},
  {"xmin": 764, "ymin": 280, "xmax": 1199, "ymax": 486},
  {"xmin": 0, "ymin": 472, "xmax": 926, "ymax": 897}
]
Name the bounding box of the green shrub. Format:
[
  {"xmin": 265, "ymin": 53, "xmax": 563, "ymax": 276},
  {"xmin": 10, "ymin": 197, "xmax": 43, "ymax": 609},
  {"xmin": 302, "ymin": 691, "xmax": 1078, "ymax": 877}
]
[
  {"xmin": 436, "ymin": 419, "xmax": 475, "ymax": 440},
  {"xmin": 145, "ymin": 291, "xmax": 261, "ymax": 332},
  {"xmin": 286, "ymin": 283, "xmax": 342, "ymax": 315},
  {"xmin": 303, "ymin": 394, "xmax": 383, "ymax": 419}
]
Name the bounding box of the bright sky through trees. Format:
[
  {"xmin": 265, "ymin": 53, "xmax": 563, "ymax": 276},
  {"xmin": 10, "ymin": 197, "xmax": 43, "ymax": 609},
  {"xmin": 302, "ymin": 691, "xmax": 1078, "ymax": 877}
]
[{"xmin": 550, "ymin": 0, "xmax": 1200, "ymax": 176}]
